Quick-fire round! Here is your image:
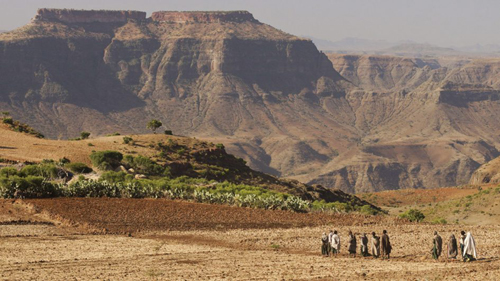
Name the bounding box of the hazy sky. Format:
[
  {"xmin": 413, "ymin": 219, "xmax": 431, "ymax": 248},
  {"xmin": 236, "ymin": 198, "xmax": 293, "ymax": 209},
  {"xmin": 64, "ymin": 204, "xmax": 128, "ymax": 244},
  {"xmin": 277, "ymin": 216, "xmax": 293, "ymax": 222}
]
[{"xmin": 1, "ymin": 0, "xmax": 499, "ymax": 47}]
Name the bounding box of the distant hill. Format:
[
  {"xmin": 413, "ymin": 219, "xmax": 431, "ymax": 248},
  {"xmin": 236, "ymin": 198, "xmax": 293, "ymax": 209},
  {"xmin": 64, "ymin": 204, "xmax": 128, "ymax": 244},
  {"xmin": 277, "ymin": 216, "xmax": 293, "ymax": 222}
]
[
  {"xmin": 304, "ymin": 36, "xmax": 397, "ymax": 52},
  {"xmin": 377, "ymin": 43, "xmax": 460, "ymax": 57},
  {"xmin": 457, "ymin": 44, "xmax": 500, "ymax": 55}
]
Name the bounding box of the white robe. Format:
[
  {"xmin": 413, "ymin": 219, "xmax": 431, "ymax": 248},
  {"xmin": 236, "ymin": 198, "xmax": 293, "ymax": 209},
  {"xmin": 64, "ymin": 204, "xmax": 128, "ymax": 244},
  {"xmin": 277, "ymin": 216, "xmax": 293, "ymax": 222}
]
[
  {"xmin": 462, "ymin": 232, "xmax": 477, "ymax": 258},
  {"xmin": 331, "ymin": 234, "xmax": 340, "ymax": 251},
  {"xmin": 328, "ymin": 232, "xmax": 334, "ymax": 244}
]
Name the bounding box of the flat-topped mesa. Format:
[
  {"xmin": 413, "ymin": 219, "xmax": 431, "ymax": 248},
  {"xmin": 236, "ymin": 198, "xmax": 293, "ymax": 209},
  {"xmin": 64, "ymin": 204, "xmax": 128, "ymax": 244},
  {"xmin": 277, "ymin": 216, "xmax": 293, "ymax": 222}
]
[
  {"xmin": 151, "ymin": 11, "xmax": 257, "ymax": 23},
  {"xmin": 33, "ymin": 8, "xmax": 146, "ymax": 24}
]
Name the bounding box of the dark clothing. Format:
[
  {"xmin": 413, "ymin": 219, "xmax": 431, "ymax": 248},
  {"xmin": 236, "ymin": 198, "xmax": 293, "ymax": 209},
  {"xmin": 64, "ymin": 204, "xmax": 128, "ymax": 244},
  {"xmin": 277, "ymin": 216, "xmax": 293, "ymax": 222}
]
[
  {"xmin": 381, "ymin": 234, "xmax": 391, "ymax": 258},
  {"xmin": 448, "ymin": 235, "xmax": 458, "ymax": 259},
  {"xmin": 459, "ymin": 234, "xmax": 466, "ymax": 257},
  {"xmin": 348, "ymin": 234, "xmax": 357, "ymax": 254},
  {"xmin": 361, "ymin": 235, "xmax": 369, "ymax": 256},
  {"xmin": 432, "ymin": 235, "xmax": 443, "ymax": 259},
  {"xmin": 321, "ymin": 236, "xmax": 329, "ymax": 256}
]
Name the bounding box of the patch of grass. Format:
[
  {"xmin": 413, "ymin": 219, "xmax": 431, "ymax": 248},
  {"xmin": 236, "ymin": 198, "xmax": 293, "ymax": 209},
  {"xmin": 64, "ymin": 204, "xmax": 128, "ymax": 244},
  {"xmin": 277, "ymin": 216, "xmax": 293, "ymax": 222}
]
[{"xmin": 270, "ymin": 244, "xmax": 280, "ymax": 250}]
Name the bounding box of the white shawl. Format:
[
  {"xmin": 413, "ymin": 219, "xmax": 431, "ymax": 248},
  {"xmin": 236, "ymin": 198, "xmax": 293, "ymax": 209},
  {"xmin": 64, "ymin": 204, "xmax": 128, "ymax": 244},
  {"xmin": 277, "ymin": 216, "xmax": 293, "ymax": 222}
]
[
  {"xmin": 463, "ymin": 232, "xmax": 477, "ymax": 258},
  {"xmin": 331, "ymin": 234, "xmax": 340, "ymax": 250},
  {"xmin": 328, "ymin": 232, "xmax": 334, "ymax": 243}
]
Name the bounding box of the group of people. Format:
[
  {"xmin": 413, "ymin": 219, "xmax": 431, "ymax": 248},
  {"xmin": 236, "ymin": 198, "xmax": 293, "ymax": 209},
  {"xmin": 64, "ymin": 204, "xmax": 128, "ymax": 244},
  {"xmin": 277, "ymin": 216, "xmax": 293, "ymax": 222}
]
[
  {"xmin": 321, "ymin": 230, "xmax": 478, "ymax": 262},
  {"xmin": 321, "ymin": 230, "xmax": 392, "ymax": 259},
  {"xmin": 431, "ymin": 231, "xmax": 477, "ymax": 262}
]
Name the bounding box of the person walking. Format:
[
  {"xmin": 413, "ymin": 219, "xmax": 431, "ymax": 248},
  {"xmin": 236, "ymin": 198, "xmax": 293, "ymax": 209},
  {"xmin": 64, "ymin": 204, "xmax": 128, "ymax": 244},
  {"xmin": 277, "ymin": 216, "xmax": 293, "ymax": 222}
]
[
  {"xmin": 321, "ymin": 232, "xmax": 329, "ymax": 256},
  {"xmin": 432, "ymin": 231, "xmax": 443, "ymax": 260},
  {"xmin": 331, "ymin": 230, "xmax": 340, "ymax": 257},
  {"xmin": 348, "ymin": 230, "xmax": 357, "ymax": 257},
  {"xmin": 328, "ymin": 230, "xmax": 334, "ymax": 256},
  {"xmin": 360, "ymin": 233, "xmax": 369, "ymax": 257},
  {"xmin": 371, "ymin": 232, "xmax": 380, "ymax": 258},
  {"xmin": 462, "ymin": 232, "xmax": 477, "ymax": 262},
  {"xmin": 459, "ymin": 231, "xmax": 466, "ymax": 257},
  {"xmin": 381, "ymin": 230, "xmax": 392, "ymax": 260},
  {"xmin": 447, "ymin": 234, "xmax": 458, "ymax": 259}
]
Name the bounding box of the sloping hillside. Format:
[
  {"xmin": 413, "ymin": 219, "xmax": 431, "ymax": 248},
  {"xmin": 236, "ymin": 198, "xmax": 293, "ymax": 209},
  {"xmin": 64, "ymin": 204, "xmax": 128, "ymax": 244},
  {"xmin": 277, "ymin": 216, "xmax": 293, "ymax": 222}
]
[{"xmin": 0, "ymin": 121, "xmax": 373, "ymax": 206}]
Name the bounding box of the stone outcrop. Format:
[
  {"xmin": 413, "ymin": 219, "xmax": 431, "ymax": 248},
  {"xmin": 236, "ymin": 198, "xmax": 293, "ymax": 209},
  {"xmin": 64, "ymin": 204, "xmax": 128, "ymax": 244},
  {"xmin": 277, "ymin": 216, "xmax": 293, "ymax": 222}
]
[
  {"xmin": 151, "ymin": 11, "xmax": 256, "ymax": 23},
  {"xmin": 33, "ymin": 8, "xmax": 146, "ymax": 23}
]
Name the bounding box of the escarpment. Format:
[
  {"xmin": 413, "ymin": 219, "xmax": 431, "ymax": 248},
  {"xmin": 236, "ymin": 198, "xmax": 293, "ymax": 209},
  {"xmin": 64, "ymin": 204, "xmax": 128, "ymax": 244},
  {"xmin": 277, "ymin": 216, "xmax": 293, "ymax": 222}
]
[
  {"xmin": 151, "ymin": 11, "xmax": 257, "ymax": 23},
  {"xmin": 34, "ymin": 8, "xmax": 147, "ymax": 23},
  {"xmin": 2, "ymin": 9, "xmax": 500, "ymax": 193}
]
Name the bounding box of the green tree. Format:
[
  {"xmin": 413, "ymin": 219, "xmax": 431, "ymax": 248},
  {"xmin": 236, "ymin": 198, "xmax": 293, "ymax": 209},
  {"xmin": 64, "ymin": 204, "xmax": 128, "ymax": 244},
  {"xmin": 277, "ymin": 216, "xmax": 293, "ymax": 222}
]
[{"xmin": 146, "ymin": 119, "xmax": 162, "ymax": 134}]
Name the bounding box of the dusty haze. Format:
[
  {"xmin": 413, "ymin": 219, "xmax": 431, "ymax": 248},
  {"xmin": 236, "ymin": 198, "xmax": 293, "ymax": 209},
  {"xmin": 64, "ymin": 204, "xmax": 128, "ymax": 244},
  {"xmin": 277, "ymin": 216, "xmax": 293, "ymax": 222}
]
[{"xmin": 1, "ymin": 0, "xmax": 500, "ymax": 48}]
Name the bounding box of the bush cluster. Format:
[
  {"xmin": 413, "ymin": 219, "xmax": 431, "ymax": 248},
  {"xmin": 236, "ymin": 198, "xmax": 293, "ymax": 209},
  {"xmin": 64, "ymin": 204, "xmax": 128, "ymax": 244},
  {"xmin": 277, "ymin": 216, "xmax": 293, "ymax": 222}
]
[
  {"xmin": 399, "ymin": 209, "xmax": 425, "ymax": 222},
  {"xmin": 2, "ymin": 117, "xmax": 44, "ymax": 138},
  {"xmin": 90, "ymin": 150, "xmax": 123, "ymax": 170},
  {"xmin": 122, "ymin": 155, "xmax": 167, "ymax": 176},
  {"xmin": 61, "ymin": 178, "xmax": 311, "ymax": 212}
]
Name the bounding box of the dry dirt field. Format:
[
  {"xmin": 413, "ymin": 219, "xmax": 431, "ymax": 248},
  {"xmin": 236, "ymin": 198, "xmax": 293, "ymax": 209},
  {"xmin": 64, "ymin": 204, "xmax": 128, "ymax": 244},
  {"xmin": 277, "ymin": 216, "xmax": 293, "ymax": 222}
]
[{"xmin": 0, "ymin": 198, "xmax": 499, "ymax": 280}]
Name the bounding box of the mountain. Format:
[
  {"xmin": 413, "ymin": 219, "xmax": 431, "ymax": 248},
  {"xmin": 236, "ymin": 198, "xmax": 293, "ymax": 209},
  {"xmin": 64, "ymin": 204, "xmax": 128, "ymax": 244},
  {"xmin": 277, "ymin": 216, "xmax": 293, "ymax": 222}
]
[
  {"xmin": 376, "ymin": 43, "xmax": 460, "ymax": 57},
  {"xmin": 2, "ymin": 9, "xmax": 500, "ymax": 193},
  {"xmin": 456, "ymin": 44, "xmax": 500, "ymax": 56},
  {"xmin": 304, "ymin": 36, "xmax": 396, "ymax": 52}
]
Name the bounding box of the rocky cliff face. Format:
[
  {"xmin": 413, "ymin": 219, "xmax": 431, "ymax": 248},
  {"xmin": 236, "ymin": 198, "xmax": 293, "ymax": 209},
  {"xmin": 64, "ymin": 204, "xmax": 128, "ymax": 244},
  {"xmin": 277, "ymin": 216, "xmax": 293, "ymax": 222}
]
[
  {"xmin": 151, "ymin": 11, "xmax": 257, "ymax": 23},
  {"xmin": 34, "ymin": 9, "xmax": 146, "ymax": 23},
  {"xmin": 1, "ymin": 10, "xmax": 500, "ymax": 193}
]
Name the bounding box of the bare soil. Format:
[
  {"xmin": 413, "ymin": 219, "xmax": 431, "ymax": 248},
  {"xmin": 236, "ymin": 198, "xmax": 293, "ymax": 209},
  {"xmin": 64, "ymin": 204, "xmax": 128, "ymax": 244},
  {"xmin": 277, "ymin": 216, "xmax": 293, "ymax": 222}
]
[
  {"xmin": 0, "ymin": 198, "xmax": 499, "ymax": 280},
  {"xmin": 21, "ymin": 198, "xmax": 392, "ymax": 233}
]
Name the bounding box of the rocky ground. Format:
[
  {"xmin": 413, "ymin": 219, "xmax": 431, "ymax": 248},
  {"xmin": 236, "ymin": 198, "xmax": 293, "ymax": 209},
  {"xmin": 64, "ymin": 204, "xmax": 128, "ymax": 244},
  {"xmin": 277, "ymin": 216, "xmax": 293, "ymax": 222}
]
[{"xmin": 0, "ymin": 198, "xmax": 498, "ymax": 280}]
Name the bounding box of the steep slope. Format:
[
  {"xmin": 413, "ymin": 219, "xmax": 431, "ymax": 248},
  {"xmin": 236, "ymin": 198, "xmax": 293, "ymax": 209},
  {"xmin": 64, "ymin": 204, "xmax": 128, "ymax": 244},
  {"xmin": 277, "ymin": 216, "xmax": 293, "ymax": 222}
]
[
  {"xmin": 470, "ymin": 156, "xmax": 500, "ymax": 185},
  {"xmin": 2, "ymin": 9, "xmax": 500, "ymax": 193}
]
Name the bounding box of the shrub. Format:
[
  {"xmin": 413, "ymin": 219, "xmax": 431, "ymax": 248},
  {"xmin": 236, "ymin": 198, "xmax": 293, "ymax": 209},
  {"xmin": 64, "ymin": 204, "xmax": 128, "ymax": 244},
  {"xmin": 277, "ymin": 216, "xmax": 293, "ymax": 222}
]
[
  {"xmin": 20, "ymin": 164, "xmax": 59, "ymax": 179},
  {"xmin": 0, "ymin": 167, "xmax": 18, "ymax": 177},
  {"xmin": 215, "ymin": 143, "xmax": 225, "ymax": 150},
  {"xmin": 399, "ymin": 209, "xmax": 425, "ymax": 222},
  {"xmin": 359, "ymin": 205, "xmax": 379, "ymax": 215},
  {"xmin": 123, "ymin": 136, "xmax": 133, "ymax": 144},
  {"xmin": 80, "ymin": 131, "xmax": 91, "ymax": 140},
  {"xmin": 164, "ymin": 130, "xmax": 173, "ymax": 135},
  {"xmin": 89, "ymin": 150, "xmax": 123, "ymax": 170},
  {"xmin": 65, "ymin": 163, "xmax": 93, "ymax": 174},
  {"xmin": 100, "ymin": 171, "xmax": 128, "ymax": 183},
  {"xmin": 2, "ymin": 117, "xmax": 13, "ymax": 125},
  {"xmin": 122, "ymin": 155, "xmax": 165, "ymax": 176},
  {"xmin": 58, "ymin": 157, "xmax": 71, "ymax": 166},
  {"xmin": 0, "ymin": 175, "xmax": 60, "ymax": 198}
]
